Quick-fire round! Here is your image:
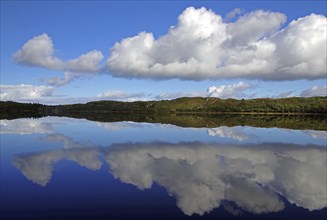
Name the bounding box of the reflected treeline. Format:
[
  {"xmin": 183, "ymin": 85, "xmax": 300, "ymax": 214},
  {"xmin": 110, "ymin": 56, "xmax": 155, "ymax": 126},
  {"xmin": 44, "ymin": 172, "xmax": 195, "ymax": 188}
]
[
  {"xmin": 2, "ymin": 118, "xmax": 326, "ymax": 143},
  {"xmin": 12, "ymin": 134, "xmax": 327, "ymax": 216},
  {"xmin": 42, "ymin": 113, "xmax": 327, "ymax": 131},
  {"xmin": 1, "ymin": 113, "xmax": 327, "ymax": 130},
  {"xmin": 1, "ymin": 97, "xmax": 327, "ymax": 131}
]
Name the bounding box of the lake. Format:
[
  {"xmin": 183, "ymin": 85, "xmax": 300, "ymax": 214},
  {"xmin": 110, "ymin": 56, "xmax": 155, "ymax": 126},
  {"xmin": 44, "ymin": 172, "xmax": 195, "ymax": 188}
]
[{"xmin": 1, "ymin": 116, "xmax": 326, "ymax": 219}]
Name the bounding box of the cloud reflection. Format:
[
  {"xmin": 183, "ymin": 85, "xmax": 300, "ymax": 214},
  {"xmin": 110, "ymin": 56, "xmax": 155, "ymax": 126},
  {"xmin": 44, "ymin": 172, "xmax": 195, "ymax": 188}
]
[
  {"xmin": 13, "ymin": 150, "xmax": 63, "ymax": 186},
  {"xmin": 0, "ymin": 118, "xmax": 54, "ymax": 135},
  {"xmin": 106, "ymin": 142, "xmax": 326, "ymax": 215},
  {"xmin": 13, "ymin": 147, "xmax": 102, "ymax": 186},
  {"xmin": 207, "ymin": 126, "xmax": 250, "ymax": 141},
  {"xmin": 95, "ymin": 121, "xmax": 152, "ymax": 131},
  {"xmin": 302, "ymin": 130, "xmax": 327, "ymax": 139},
  {"xmin": 12, "ymin": 138, "xmax": 327, "ymax": 216}
]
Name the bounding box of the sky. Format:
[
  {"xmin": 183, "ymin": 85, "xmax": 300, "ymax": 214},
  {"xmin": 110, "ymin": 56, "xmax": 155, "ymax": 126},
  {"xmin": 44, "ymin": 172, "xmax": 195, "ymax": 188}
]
[{"xmin": 0, "ymin": 0, "xmax": 326, "ymax": 104}]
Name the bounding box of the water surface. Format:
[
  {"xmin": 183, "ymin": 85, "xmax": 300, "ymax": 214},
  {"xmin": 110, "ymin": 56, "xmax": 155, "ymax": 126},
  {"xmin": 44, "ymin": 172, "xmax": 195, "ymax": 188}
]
[{"xmin": 1, "ymin": 116, "xmax": 326, "ymax": 219}]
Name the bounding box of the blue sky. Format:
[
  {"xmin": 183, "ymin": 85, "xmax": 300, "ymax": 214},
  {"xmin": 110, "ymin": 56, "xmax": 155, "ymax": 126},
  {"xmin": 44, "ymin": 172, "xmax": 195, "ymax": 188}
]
[{"xmin": 1, "ymin": 0, "xmax": 326, "ymax": 104}]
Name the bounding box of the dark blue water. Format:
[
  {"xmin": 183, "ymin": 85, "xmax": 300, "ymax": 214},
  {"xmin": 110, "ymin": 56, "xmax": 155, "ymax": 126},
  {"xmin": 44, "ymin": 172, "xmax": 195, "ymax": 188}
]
[{"xmin": 1, "ymin": 117, "xmax": 326, "ymax": 219}]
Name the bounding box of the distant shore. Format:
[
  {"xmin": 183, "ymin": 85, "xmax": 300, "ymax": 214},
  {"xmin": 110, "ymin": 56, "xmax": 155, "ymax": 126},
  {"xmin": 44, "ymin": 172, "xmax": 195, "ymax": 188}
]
[
  {"xmin": 1, "ymin": 96, "xmax": 326, "ymax": 116},
  {"xmin": 1, "ymin": 97, "xmax": 326, "ymax": 131}
]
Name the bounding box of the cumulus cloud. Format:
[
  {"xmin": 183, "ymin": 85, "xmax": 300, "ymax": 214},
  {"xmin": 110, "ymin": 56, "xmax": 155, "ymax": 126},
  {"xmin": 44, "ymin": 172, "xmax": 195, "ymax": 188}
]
[
  {"xmin": 96, "ymin": 89, "xmax": 206, "ymax": 101},
  {"xmin": 274, "ymin": 85, "xmax": 326, "ymax": 98},
  {"xmin": 107, "ymin": 7, "xmax": 326, "ymax": 80},
  {"xmin": 13, "ymin": 33, "xmax": 104, "ymax": 85},
  {"xmin": 300, "ymin": 85, "xmax": 327, "ymax": 97},
  {"xmin": 96, "ymin": 90, "xmax": 148, "ymax": 102},
  {"xmin": 0, "ymin": 84, "xmax": 55, "ymax": 102},
  {"xmin": 207, "ymin": 81, "xmax": 250, "ymax": 99},
  {"xmin": 274, "ymin": 91, "xmax": 294, "ymax": 98},
  {"xmin": 46, "ymin": 72, "xmax": 81, "ymax": 86},
  {"xmin": 273, "ymin": 14, "xmax": 327, "ymax": 77},
  {"xmin": 0, "ymin": 87, "xmax": 206, "ymax": 103},
  {"xmin": 13, "ymin": 34, "xmax": 64, "ymax": 69},
  {"xmin": 65, "ymin": 50, "xmax": 104, "ymax": 73},
  {"xmin": 13, "ymin": 8, "xmax": 326, "ymax": 83},
  {"xmin": 0, "ymin": 84, "xmax": 151, "ymax": 103},
  {"xmin": 226, "ymin": 10, "xmax": 286, "ymax": 46},
  {"xmin": 224, "ymin": 8, "xmax": 244, "ymax": 22},
  {"xmin": 155, "ymin": 91, "xmax": 206, "ymax": 100}
]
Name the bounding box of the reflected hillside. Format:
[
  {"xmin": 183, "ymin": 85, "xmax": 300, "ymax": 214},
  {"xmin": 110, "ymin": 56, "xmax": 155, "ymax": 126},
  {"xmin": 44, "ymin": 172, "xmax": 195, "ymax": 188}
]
[
  {"xmin": 2, "ymin": 113, "xmax": 326, "ymax": 131},
  {"xmin": 2, "ymin": 118, "xmax": 325, "ymax": 145},
  {"xmin": 46, "ymin": 113, "xmax": 327, "ymax": 131},
  {"xmin": 12, "ymin": 137, "xmax": 327, "ymax": 216},
  {"xmin": 1, "ymin": 98, "xmax": 327, "ymax": 130}
]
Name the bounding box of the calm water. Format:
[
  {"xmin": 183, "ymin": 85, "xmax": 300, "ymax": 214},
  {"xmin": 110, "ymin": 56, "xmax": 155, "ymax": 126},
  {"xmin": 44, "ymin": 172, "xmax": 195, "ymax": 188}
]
[{"xmin": 1, "ymin": 116, "xmax": 326, "ymax": 219}]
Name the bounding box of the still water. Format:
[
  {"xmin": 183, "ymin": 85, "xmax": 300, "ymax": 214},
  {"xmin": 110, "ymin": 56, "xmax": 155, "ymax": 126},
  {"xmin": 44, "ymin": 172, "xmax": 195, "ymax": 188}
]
[{"xmin": 1, "ymin": 116, "xmax": 326, "ymax": 219}]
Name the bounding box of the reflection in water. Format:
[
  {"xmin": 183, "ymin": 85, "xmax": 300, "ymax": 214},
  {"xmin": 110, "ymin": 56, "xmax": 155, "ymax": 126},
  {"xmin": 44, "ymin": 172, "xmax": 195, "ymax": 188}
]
[
  {"xmin": 95, "ymin": 121, "xmax": 153, "ymax": 130},
  {"xmin": 2, "ymin": 118, "xmax": 327, "ymax": 145},
  {"xmin": 106, "ymin": 142, "xmax": 326, "ymax": 215},
  {"xmin": 207, "ymin": 126, "xmax": 249, "ymax": 141},
  {"xmin": 0, "ymin": 118, "xmax": 54, "ymax": 135},
  {"xmin": 13, "ymin": 148, "xmax": 102, "ymax": 186},
  {"xmin": 12, "ymin": 135, "xmax": 327, "ymax": 216},
  {"xmin": 45, "ymin": 133, "xmax": 94, "ymax": 149},
  {"xmin": 13, "ymin": 150, "xmax": 62, "ymax": 186},
  {"xmin": 302, "ymin": 130, "xmax": 327, "ymax": 139}
]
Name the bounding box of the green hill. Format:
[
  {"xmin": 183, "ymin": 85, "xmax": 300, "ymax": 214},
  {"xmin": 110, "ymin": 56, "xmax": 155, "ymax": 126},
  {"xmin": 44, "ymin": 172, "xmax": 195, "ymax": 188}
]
[
  {"xmin": 1, "ymin": 96, "xmax": 326, "ymax": 115},
  {"xmin": 1, "ymin": 97, "xmax": 326, "ymax": 130},
  {"xmin": 52, "ymin": 96, "xmax": 327, "ymax": 114}
]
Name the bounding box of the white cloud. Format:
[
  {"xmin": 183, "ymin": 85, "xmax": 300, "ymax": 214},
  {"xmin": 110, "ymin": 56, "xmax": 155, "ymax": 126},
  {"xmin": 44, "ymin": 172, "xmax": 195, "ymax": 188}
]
[
  {"xmin": 226, "ymin": 10, "xmax": 286, "ymax": 46},
  {"xmin": 224, "ymin": 8, "xmax": 244, "ymax": 22},
  {"xmin": 96, "ymin": 90, "xmax": 148, "ymax": 102},
  {"xmin": 107, "ymin": 7, "xmax": 326, "ymax": 81},
  {"xmin": 13, "ymin": 33, "xmax": 64, "ymax": 70},
  {"xmin": 13, "ymin": 8, "xmax": 326, "ymax": 84},
  {"xmin": 65, "ymin": 50, "xmax": 104, "ymax": 73},
  {"xmin": 13, "ymin": 33, "xmax": 104, "ymax": 85},
  {"xmin": 274, "ymin": 85, "xmax": 326, "ymax": 98},
  {"xmin": 155, "ymin": 91, "xmax": 206, "ymax": 100},
  {"xmin": 300, "ymin": 85, "xmax": 327, "ymax": 97},
  {"xmin": 0, "ymin": 84, "xmax": 150, "ymax": 103},
  {"xmin": 207, "ymin": 81, "xmax": 250, "ymax": 99},
  {"xmin": 0, "ymin": 84, "xmax": 55, "ymax": 102},
  {"xmin": 46, "ymin": 72, "xmax": 83, "ymax": 86},
  {"xmin": 273, "ymin": 14, "xmax": 327, "ymax": 78},
  {"xmin": 274, "ymin": 91, "xmax": 294, "ymax": 98}
]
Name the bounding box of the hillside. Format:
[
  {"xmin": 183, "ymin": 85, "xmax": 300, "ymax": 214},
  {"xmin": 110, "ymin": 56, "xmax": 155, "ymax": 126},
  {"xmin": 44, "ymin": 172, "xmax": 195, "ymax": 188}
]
[
  {"xmin": 49, "ymin": 96, "xmax": 327, "ymax": 114},
  {"xmin": 1, "ymin": 97, "xmax": 326, "ymax": 130},
  {"xmin": 1, "ymin": 97, "xmax": 326, "ymax": 116}
]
